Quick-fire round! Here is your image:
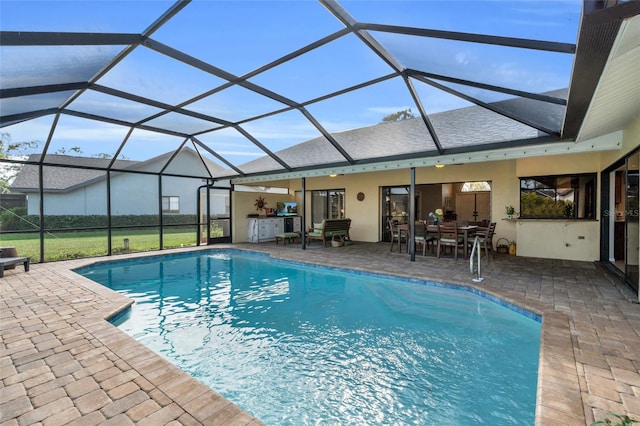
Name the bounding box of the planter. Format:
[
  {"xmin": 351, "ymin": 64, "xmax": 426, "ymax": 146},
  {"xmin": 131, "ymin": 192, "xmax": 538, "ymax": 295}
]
[
  {"xmin": 0, "ymin": 246, "xmax": 18, "ymax": 269},
  {"xmin": 496, "ymin": 238, "xmax": 509, "ymax": 254}
]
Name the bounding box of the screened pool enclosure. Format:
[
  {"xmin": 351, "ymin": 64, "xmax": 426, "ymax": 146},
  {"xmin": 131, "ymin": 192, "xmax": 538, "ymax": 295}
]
[{"xmin": 1, "ymin": 0, "xmax": 638, "ymax": 262}]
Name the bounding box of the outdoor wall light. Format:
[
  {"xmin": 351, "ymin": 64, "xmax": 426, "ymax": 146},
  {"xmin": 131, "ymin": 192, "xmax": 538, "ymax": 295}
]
[{"xmin": 435, "ymin": 164, "xmax": 445, "ymax": 168}]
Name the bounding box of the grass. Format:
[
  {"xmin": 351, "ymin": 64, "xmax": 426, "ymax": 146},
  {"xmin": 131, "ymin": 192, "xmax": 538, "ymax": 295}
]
[{"xmin": 0, "ymin": 227, "xmax": 200, "ymax": 262}]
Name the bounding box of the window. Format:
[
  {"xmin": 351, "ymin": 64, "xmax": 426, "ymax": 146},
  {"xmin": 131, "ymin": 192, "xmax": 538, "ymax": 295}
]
[
  {"xmin": 461, "ymin": 181, "xmax": 491, "ymax": 192},
  {"xmin": 162, "ymin": 196, "xmax": 180, "ymax": 213},
  {"xmin": 519, "ymin": 174, "xmax": 596, "ymax": 219},
  {"xmin": 311, "ymin": 189, "xmax": 345, "ymax": 223}
]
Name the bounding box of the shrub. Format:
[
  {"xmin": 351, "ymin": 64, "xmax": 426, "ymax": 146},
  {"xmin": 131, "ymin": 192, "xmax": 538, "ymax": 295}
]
[
  {"xmin": 520, "ymin": 192, "xmax": 574, "ymax": 218},
  {"xmin": 0, "ymin": 207, "xmax": 30, "ymax": 231},
  {"xmin": 0, "ymin": 212, "xmax": 198, "ymax": 231}
]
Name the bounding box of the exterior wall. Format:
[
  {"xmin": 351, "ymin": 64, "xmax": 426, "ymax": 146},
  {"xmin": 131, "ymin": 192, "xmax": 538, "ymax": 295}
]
[
  {"xmin": 600, "ymin": 114, "xmax": 640, "ymax": 168},
  {"xmin": 25, "ymin": 194, "xmax": 37, "ymax": 215},
  {"xmin": 39, "ymin": 184, "xmax": 108, "ymax": 215},
  {"xmin": 514, "ymin": 152, "xmax": 602, "ymax": 261},
  {"xmin": 281, "ymin": 160, "xmax": 520, "ymax": 247},
  {"xmin": 515, "ymin": 220, "xmax": 600, "ymax": 261},
  {"xmin": 160, "ymin": 175, "xmax": 201, "ymax": 215},
  {"xmin": 110, "ymin": 174, "xmax": 160, "ymax": 215},
  {"xmin": 29, "ymin": 151, "xmax": 208, "ymax": 216},
  {"xmin": 232, "ymin": 191, "xmax": 298, "ymax": 243},
  {"xmin": 232, "ymin": 148, "xmax": 634, "ymax": 262}
]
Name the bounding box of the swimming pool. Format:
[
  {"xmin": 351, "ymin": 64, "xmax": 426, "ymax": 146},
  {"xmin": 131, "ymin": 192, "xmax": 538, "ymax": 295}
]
[{"xmin": 77, "ymin": 250, "xmax": 541, "ymax": 425}]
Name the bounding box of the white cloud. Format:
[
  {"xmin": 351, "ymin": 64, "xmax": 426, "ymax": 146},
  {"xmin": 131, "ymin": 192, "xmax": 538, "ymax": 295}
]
[{"xmin": 455, "ymin": 52, "xmax": 471, "ymax": 65}]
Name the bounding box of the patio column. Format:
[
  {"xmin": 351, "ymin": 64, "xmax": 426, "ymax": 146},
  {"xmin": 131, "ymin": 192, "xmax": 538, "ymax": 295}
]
[
  {"xmin": 302, "ymin": 177, "xmax": 306, "ymax": 250},
  {"xmin": 409, "ymin": 167, "xmax": 416, "ymax": 261}
]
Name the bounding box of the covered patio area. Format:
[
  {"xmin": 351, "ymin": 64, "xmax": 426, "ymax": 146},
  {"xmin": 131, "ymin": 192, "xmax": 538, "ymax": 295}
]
[{"xmin": 1, "ymin": 243, "xmax": 638, "ymax": 425}]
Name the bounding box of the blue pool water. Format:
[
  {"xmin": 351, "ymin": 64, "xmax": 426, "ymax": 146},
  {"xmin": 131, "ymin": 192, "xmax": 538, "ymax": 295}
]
[{"xmin": 77, "ymin": 250, "xmax": 541, "ymax": 425}]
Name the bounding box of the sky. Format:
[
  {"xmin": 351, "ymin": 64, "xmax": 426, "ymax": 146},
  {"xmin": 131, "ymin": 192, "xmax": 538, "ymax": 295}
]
[{"xmin": 0, "ymin": 0, "xmax": 582, "ymax": 171}]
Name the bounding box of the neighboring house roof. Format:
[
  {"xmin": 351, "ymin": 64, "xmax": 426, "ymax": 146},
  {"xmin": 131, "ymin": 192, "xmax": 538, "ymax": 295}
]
[
  {"xmin": 9, "ymin": 155, "xmax": 137, "ymax": 192},
  {"xmin": 9, "ymin": 147, "xmax": 225, "ymax": 193}
]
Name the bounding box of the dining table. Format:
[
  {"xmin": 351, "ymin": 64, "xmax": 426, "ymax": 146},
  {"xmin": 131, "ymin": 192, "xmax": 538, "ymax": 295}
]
[
  {"xmin": 426, "ymin": 224, "xmax": 478, "ymax": 259},
  {"xmin": 395, "ymin": 223, "xmax": 478, "ymax": 258}
]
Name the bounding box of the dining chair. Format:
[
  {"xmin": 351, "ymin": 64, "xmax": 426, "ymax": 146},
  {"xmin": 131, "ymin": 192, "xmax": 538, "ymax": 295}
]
[
  {"xmin": 388, "ymin": 219, "xmax": 402, "ymax": 252},
  {"xmin": 413, "ymin": 221, "xmax": 426, "ymax": 255},
  {"xmin": 414, "ymin": 221, "xmax": 435, "ymax": 256},
  {"xmin": 469, "ymin": 222, "xmax": 497, "ymax": 261},
  {"xmin": 437, "ymin": 221, "xmax": 464, "ymax": 259}
]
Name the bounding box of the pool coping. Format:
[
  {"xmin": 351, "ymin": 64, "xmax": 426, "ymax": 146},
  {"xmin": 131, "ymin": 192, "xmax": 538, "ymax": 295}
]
[{"xmin": 4, "ymin": 243, "xmax": 635, "ymax": 425}]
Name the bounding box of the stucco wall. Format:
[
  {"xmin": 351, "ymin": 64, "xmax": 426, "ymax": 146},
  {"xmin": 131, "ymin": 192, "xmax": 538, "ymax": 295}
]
[
  {"xmin": 233, "ymin": 149, "xmax": 626, "ymax": 262},
  {"xmin": 37, "ymin": 184, "xmax": 108, "ymax": 215},
  {"xmin": 600, "ymin": 114, "xmax": 640, "ymax": 168},
  {"xmin": 513, "ymin": 152, "xmax": 602, "ymax": 260},
  {"xmin": 31, "ymin": 151, "xmax": 207, "ymax": 216},
  {"xmin": 272, "ymin": 160, "xmax": 520, "ymax": 247},
  {"xmin": 232, "ymin": 191, "xmax": 298, "ymax": 242},
  {"xmin": 110, "ymin": 174, "xmax": 160, "ymax": 215}
]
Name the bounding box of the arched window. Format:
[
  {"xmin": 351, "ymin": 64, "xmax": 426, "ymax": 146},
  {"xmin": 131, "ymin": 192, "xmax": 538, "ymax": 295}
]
[{"xmin": 461, "ymin": 181, "xmax": 491, "ymax": 192}]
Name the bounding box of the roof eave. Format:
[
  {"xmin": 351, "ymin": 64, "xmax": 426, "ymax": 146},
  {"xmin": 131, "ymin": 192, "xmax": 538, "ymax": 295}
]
[{"xmin": 563, "ymin": 0, "xmax": 640, "ymax": 140}]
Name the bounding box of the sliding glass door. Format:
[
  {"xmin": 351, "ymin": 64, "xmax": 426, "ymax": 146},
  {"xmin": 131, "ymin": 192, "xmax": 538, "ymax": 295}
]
[
  {"xmin": 625, "ymin": 151, "xmax": 639, "ymax": 292},
  {"xmin": 311, "ymin": 189, "xmax": 345, "ymax": 224},
  {"xmin": 382, "ymin": 186, "xmax": 410, "ymax": 242}
]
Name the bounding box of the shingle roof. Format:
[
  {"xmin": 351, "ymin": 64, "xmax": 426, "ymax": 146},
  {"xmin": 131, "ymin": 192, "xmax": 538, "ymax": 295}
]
[
  {"xmin": 238, "ymin": 91, "xmax": 564, "ymax": 174},
  {"xmin": 9, "ymin": 148, "xmax": 226, "ymax": 192},
  {"xmin": 9, "ymin": 155, "xmax": 137, "ymax": 191}
]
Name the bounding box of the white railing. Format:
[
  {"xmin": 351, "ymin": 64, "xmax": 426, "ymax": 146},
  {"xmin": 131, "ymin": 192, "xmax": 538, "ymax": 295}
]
[{"xmin": 469, "ymin": 236, "xmax": 485, "ymax": 283}]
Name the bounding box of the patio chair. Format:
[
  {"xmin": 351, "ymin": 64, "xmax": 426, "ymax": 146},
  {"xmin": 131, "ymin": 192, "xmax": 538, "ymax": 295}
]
[
  {"xmin": 388, "ymin": 219, "xmax": 406, "ymax": 252},
  {"xmin": 414, "ymin": 221, "xmax": 435, "ymax": 256},
  {"xmin": 469, "ymin": 222, "xmax": 497, "ymax": 261},
  {"xmin": 436, "ymin": 222, "xmax": 464, "ymax": 259}
]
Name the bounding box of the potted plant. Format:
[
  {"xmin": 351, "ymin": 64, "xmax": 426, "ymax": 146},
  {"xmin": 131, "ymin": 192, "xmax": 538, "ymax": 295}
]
[
  {"xmin": 505, "ymin": 205, "xmax": 516, "ymax": 219},
  {"xmin": 428, "ymin": 208, "xmax": 443, "ymax": 225}
]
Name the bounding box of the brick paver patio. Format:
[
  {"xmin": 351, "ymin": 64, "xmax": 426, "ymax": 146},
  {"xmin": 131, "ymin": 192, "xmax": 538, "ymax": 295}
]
[{"xmin": 1, "ymin": 242, "xmax": 638, "ymax": 425}]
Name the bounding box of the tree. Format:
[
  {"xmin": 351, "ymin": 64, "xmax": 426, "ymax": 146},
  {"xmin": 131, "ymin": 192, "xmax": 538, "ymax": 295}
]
[
  {"xmin": 54, "ymin": 146, "xmax": 83, "ymax": 155},
  {"xmin": 1, "ymin": 133, "xmax": 119, "ymax": 193},
  {"xmin": 0, "ymin": 133, "xmax": 41, "ymax": 194},
  {"xmin": 380, "ymin": 108, "xmax": 416, "ymax": 123}
]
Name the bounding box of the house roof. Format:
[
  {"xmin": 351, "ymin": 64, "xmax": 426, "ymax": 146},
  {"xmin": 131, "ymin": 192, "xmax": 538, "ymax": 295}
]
[
  {"xmin": 1, "ymin": 1, "xmax": 638, "ymax": 182},
  {"xmin": 9, "ymin": 147, "xmax": 226, "ymax": 192},
  {"xmin": 9, "ymin": 155, "xmax": 137, "ymax": 192},
  {"xmin": 239, "ymin": 92, "xmax": 558, "ymax": 174}
]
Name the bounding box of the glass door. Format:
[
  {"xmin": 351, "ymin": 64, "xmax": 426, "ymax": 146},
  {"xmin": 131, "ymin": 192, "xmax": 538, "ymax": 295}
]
[
  {"xmin": 382, "ymin": 186, "xmax": 410, "ymax": 242},
  {"xmin": 199, "ymin": 185, "xmax": 231, "ymax": 244},
  {"xmin": 625, "ymin": 151, "xmax": 639, "ymax": 292},
  {"xmin": 310, "ymin": 189, "xmax": 345, "ymax": 223}
]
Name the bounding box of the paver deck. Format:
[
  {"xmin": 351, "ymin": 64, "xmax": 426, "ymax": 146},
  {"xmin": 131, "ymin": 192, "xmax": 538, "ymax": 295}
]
[{"xmin": 1, "ymin": 242, "xmax": 639, "ymax": 425}]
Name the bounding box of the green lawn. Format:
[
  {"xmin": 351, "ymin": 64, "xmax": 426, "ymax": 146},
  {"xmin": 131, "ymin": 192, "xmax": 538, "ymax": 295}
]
[{"xmin": 0, "ymin": 228, "xmax": 199, "ymax": 262}]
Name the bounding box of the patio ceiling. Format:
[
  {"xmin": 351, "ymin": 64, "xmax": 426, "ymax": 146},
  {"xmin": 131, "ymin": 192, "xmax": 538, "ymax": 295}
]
[{"xmin": 1, "ymin": 0, "xmax": 639, "ymax": 182}]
